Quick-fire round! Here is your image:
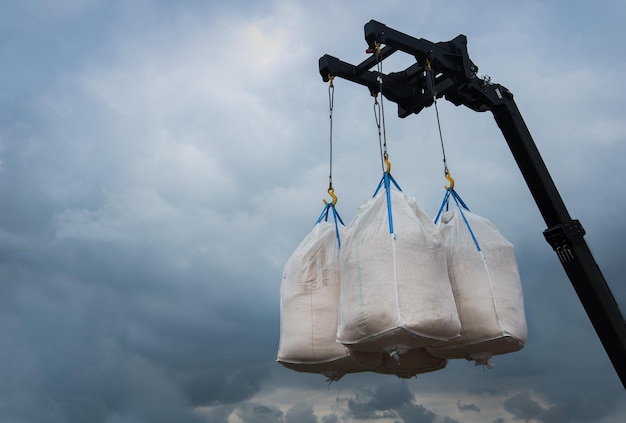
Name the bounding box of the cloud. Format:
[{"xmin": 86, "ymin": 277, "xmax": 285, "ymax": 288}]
[
  {"xmin": 195, "ymin": 404, "xmax": 236, "ymax": 423},
  {"xmin": 503, "ymin": 392, "xmax": 568, "ymax": 423},
  {"xmin": 345, "ymin": 382, "xmax": 413, "ymax": 420},
  {"xmin": 321, "ymin": 413, "xmax": 342, "ymax": 423},
  {"xmin": 394, "ymin": 403, "xmax": 437, "ymax": 423},
  {"xmin": 285, "ymin": 402, "xmax": 319, "ymax": 423},
  {"xmin": 340, "ymin": 381, "xmax": 469, "ymax": 423},
  {"xmin": 236, "ymin": 401, "xmax": 285, "ymax": 423},
  {"xmin": 503, "ymin": 392, "xmax": 547, "ymax": 421},
  {"xmin": 457, "ymin": 400, "xmax": 480, "ymax": 413},
  {"xmin": 0, "ymin": 277, "xmax": 211, "ymax": 423}
]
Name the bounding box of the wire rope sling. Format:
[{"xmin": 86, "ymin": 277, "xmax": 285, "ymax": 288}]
[
  {"xmin": 423, "ymin": 60, "xmax": 528, "ymax": 367},
  {"xmin": 336, "ymin": 45, "xmax": 460, "ymax": 378},
  {"xmin": 277, "ymin": 76, "xmax": 369, "ymax": 382}
]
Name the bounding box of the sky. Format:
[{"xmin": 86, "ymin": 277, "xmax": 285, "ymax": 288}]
[{"xmin": 1, "ymin": 0, "xmax": 625, "ymax": 422}]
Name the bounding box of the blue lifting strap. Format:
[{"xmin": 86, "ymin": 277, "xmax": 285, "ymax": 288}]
[
  {"xmin": 372, "ymin": 172, "xmax": 402, "ymax": 235},
  {"xmin": 435, "ymin": 188, "xmax": 481, "ymax": 252},
  {"xmin": 315, "ymin": 203, "xmax": 345, "ymax": 249}
]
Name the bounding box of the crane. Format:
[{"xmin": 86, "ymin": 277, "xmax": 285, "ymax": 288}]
[{"xmin": 318, "ymin": 20, "xmax": 626, "ymax": 389}]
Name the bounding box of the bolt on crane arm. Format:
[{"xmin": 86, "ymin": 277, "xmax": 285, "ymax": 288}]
[{"xmin": 319, "ymin": 20, "xmax": 626, "ymax": 389}]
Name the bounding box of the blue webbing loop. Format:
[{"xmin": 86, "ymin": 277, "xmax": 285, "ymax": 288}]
[
  {"xmin": 373, "ymin": 172, "xmax": 402, "ymax": 197},
  {"xmin": 315, "ymin": 203, "xmax": 332, "ymax": 225},
  {"xmin": 450, "ymin": 188, "xmax": 470, "ymax": 211},
  {"xmin": 314, "ymin": 203, "xmax": 345, "ymax": 249},
  {"xmin": 331, "ymin": 205, "xmax": 344, "ymax": 249},
  {"xmin": 434, "ymin": 189, "xmax": 452, "ymax": 224},
  {"xmin": 435, "ymin": 188, "xmax": 481, "ymax": 251},
  {"xmin": 372, "ymin": 172, "xmax": 402, "ymax": 234}
]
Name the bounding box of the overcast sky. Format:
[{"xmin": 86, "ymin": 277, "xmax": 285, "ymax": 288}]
[{"xmin": 1, "ymin": 1, "xmax": 625, "ymax": 422}]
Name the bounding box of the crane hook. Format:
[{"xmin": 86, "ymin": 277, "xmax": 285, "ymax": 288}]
[
  {"xmin": 384, "ymin": 155, "xmax": 391, "ymax": 174},
  {"xmin": 445, "ymin": 172, "xmax": 455, "ymax": 190},
  {"xmin": 323, "ymin": 187, "xmax": 338, "ymax": 206}
]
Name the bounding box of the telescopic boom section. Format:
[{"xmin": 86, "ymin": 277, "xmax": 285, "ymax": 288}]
[{"xmin": 319, "ymin": 20, "xmax": 626, "ymax": 389}]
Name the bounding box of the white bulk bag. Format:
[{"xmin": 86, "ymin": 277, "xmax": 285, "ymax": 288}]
[
  {"xmin": 277, "ymin": 206, "xmax": 366, "ymax": 381},
  {"xmin": 428, "ymin": 192, "xmax": 527, "ymax": 365},
  {"xmin": 338, "ymin": 176, "xmax": 461, "ymax": 353}
]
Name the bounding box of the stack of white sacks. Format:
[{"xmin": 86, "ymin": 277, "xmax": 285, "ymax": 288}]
[{"xmin": 277, "ymin": 175, "xmax": 527, "ymax": 381}]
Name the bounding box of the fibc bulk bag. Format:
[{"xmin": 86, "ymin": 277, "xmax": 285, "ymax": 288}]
[
  {"xmin": 277, "ymin": 205, "xmax": 367, "ymax": 381},
  {"xmin": 428, "ymin": 190, "xmax": 527, "ymax": 365},
  {"xmin": 337, "ymin": 174, "xmax": 461, "ymax": 353}
]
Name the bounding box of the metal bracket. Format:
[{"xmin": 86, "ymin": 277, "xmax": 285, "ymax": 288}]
[{"xmin": 543, "ymin": 220, "xmax": 586, "ymax": 263}]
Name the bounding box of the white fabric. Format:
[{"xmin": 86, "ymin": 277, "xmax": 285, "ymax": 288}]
[
  {"xmin": 338, "ymin": 189, "xmax": 461, "ymax": 352},
  {"xmin": 428, "ymin": 208, "xmax": 527, "ymax": 363},
  {"xmin": 277, "ymin": 221, "xmax": 366, "ymax": 380}
]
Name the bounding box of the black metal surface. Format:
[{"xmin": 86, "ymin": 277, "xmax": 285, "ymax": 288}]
[{"xmin": 318, "ymin": 20, "xmax": 626, "ymax": 389}]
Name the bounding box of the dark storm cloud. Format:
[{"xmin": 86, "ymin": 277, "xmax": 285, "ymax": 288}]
[
  {"xmin": 321, "ymin": 413, "xmax": 341, "ymax": 423},
  {"xmin": 341, "ymin": 381, "xmax": 466, "ymax": 423},
  {"xmin": 0, "ymin": 234, "xmax": 278, "ymax": 422},
  {"xmin": 285, "ymin": 402, "xmax": 319, "ymax": 423},
  {"xmin": 236, "ymin": 402, "xmax": 284, "ymax": 423},
  {"xmin": 0, "ymin": 2, "xmax": 289, "ymax": 421},
  {"xmin": 0, "ymin": 272, "xmax": 211, "ymax": 423},
  {"xmin": 457, "ymin": 400, "xmax": 480, "ymax": 413},
  {"xmin": 503, "ymin": 391, "xmax": 568, "ymax": 423},
  {"xmin": 394, "ymin": 403, "xmax": 437, "ymax": 423},
  {"xmin": 345, "ymin": 382, "xmax": 413, "ymax": 419},
  {"xmin": 198, "ymin": 404, "xmax": 236, "ymax": 423},
  {"xmin": 503, "ymin": 392, "xmax": 546, "ymax": 421}
]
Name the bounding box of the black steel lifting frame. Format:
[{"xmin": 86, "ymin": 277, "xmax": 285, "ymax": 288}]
[{"xmin": 318, "ymin": 20, "xmax": 626, "ymax": 389}]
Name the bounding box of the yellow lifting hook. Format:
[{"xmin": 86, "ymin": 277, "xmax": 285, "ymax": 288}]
[
  {"xmin": 384, "ymin": 156, "xmax": 392, "ymax": 174},
  {"xmin": 323, "ymin": 187, "xmax": 338, "ymax": 206},
  {"xmin": 444, "ymin": 172, "xmax": 455, "ymax": 190}
]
